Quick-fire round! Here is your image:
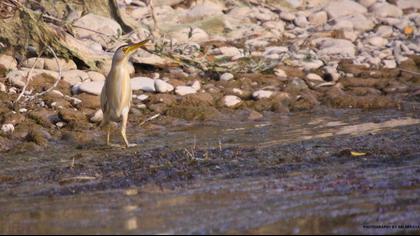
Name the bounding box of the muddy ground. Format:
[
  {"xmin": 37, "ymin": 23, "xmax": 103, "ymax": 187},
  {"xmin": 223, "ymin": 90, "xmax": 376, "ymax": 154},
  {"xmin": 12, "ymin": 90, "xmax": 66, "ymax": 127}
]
[{"xmin": 0, "ymin": 107, "xmax": 419, "ymax": 234}]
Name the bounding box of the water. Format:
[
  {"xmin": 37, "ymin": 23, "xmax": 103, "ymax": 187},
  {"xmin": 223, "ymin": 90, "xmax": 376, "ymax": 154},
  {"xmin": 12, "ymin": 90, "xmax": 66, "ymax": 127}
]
[{"xmin": 1, "ymin": 108, "xmax": 419, "ymax": 234}]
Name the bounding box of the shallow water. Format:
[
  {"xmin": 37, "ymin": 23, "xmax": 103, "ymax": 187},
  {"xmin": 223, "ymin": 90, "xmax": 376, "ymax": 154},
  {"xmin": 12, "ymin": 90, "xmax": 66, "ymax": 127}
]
[{"xmin": 0, "ymin": 108, "xmax": 419, "ymax": 234}]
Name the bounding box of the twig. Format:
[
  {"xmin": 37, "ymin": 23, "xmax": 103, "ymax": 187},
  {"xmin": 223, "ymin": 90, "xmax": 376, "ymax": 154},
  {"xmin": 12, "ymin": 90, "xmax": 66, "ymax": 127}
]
[
  {"xmin": 31, "ymin": 45, "xmax": 63, "ymax": 98},
  {"xmin": 400, "ymin": 68, "xmax": 420, "ymax": 76},
  {"xmin": 139, "ymin": 113, "xmax": 160, "ymax": 126},
  {"xmin": 148, "ymin": 0, "xmax": 160, "ymax": 38},
  {"xmin": 14, "ymin": 49, "xmax": 45, "ymax": 103}
]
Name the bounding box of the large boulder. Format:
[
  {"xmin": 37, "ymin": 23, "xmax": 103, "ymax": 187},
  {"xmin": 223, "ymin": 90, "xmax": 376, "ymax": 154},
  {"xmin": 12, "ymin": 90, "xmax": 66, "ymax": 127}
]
[
  {"xmin": 73, "ymin": 13, "xmax": 123, "ymax": 47},
  {"xmin": 324, "ymin": 0, "xmax": 367, "ymax": 19}
]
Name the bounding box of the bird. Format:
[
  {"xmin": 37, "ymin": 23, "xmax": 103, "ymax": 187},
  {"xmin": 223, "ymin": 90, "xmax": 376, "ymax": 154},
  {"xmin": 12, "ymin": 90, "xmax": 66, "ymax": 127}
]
[{"xmin": 100, "ymin": 39, "xmax": 149, "ymax": 148}]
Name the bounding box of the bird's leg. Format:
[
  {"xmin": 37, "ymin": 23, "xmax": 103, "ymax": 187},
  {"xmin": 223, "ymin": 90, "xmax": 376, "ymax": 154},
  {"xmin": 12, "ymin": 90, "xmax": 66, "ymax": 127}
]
[
  {"xmin": 121, "ymin": 109, "xmax": 136, "ymax": 148},
  {"xmin": 106, "ymin": 125, "xmax": 111, "ymax": 146}
]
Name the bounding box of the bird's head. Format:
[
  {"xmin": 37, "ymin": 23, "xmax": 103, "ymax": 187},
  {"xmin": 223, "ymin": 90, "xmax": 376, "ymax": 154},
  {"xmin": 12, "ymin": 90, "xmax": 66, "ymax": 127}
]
[{"xmin": 113, "ymin": 39, "xmax": 150, "ymax": 63}]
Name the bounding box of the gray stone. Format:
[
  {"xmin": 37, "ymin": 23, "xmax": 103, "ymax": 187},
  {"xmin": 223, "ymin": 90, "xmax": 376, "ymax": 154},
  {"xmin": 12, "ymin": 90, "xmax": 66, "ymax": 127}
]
[
  {"xmin": 79, "ymin": 80, "xmax": 104, "ymax": 96},
  {"xmin": 154, "ymin": 79, "xmax": 174, "ymax": 93},
  {"xmin": 90, "ymin": 109, "xmax": 103, "ymax": 123},
  {"xmin": 175, "ymin": 86, "xmax": 197, "ymax": 96},
  {"xmin": 22, "ymin": 58, "xmax": 45, "ymax": 69},
  {"xmin": 308, "ymin": 11, "xmax": 328, "ymax": 25},
  {"xmin": 223, "ymin": 95, "xmax": 241, "ymax": 108},
  {"xmin": 370, "ymin": 3, "xmax": 403, "ymax": 18},
  {"xmin": 306, "ymin": 73, "xmax": 323, "ymax": 81},
  {"xmin": 220, "ymin": 73, "xmax": 234, "ymax": 81},
  {"xmin": 1, "ymin": 124, "xmax": 14, "ymax": 134},
  {"xmin": 367, "ymin": 36, "xmax": 388, "ymax": 47},
  {"xmin": 324, "ymin": 0, "xmax": 367, "ymax": 19},
  {"xmin": 279, "ymin": 11, "xmax": 295, "ymax": 21},
  {"xmin": 44, "ymin": 58, "xmax": 77, "ymax": 71},
  {"xmin": 294, "ymin": 15, "xmax": 308, "ymax": 27},
  {"xmin": 0, "ymin": 54, "xmax": 17, "ymax": 70},
  {"xmin": 73, "ymin": 13, "xmax": 122, "ymax": 47},
  {"xmin": 62, "ymin": 70, "xmax": 90, "ymax": 86},
  {"xmin": 316, "ymin": 38, "xmax": 356, "ymax": 58},
  {"xmin": 252, "ymin": 90, "xmax": 273, "ymax": 100},
  {"xmin": 87, "ymin": 71, "xmax": 106, "ymax": 81},
  {"xmin": 131, "ymin": 77, "xmax": 155, "ymax": 92}
]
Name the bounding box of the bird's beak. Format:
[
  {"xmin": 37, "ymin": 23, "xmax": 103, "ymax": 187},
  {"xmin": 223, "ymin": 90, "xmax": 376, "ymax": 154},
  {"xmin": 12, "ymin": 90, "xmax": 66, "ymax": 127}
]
[{"xmin": 124, "ymin": 39, "xmax": 150, "ymax": 55}]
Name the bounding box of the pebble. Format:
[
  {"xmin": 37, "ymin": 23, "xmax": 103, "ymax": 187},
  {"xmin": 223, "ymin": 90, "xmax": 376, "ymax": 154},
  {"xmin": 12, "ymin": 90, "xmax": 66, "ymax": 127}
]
[
  {"xmin": 90, "ymin": 109, "xmax": 103, "ymax": 123},
  {"xmin": 306, "ymin": 73, "xmax": 324, "ymax": 82},
  {"xmin": 252, "ymin": 90, "xmax": 273, "ymax": 100},
  {"xmin": 0, "ymin": 82, "xmax": 6, "ymax": 93},
  {"xmin": 274, "ymin": 68, "xmax": 287, "ymax": 77},
  {"xmin": 1, "ymin": 124, "xmax": 14, "ymax": 134},
  {"xmin": 220, "ymin": 73, "xmax": 234, "ymax": 81},
  {"xmin": 154, "ymin": 79, "xmax": 174, "ymax": 93},
  {"xmin": 223, "ymin": 95, "xmax": 242, "ymax": 108},
  {"xmin": 175, "ymin": 86, "xmax": 197, "ymax": 96}
]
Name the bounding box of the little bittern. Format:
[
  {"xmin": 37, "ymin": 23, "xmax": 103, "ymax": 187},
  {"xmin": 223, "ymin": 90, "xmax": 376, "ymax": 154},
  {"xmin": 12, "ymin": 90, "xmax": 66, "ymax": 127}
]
[{"xmin": 100, "ymin": 39, "xmax": 149, "ymax": 148}]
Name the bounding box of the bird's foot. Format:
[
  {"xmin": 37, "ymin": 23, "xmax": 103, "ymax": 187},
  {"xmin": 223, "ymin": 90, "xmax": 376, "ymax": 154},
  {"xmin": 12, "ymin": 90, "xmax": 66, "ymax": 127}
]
[
  {"xmin": 107, "ymin": 143, "xmax": 124, "ymax": 148},
  {"xmin": 125, "ymin": 143, "xmax": 137, "ymax": 148}
]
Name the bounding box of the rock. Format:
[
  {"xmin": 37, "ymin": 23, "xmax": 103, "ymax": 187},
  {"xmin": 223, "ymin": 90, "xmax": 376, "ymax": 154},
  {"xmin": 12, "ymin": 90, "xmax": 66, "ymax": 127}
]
[
  {"xmin": 252, "ymin": 90, "xmax": 273, "ymax": 100},
  {"xmin": 79, "ymin": 80, "xmax": 104, "ymax": 96},
  {"xmin": 220, "ymin": 73, "xmax": 234, "ymax": 81},
  {"xmin": 218, "ymin": 46, "xmax": 242, "ymax": 58},
  {"xmin": 131, "ymin": 77, "xmax": 155, "ymax": 92},
  {"xmin": 62, "ymin": 70, "xmax": 90, "ymax": 85},
  {"xmin": 232, "ymin": 88, "xmax": 244, "ymax": 96},
  {"xmin": 154, "ymin": 79, "xmax": 174, "ymax": 93},
  {"xmin": 262, "ymin": 20, "xmax": 285, "ymax": 33},
  {"xmin": 56, "ymin": 122, "xmax": 66, "ymax": 128},
  {"xmin": 337, "ymin": 14, "xmax": 374, "ymax": 32},
  {"xmin": 73, "ymin": 13, "xmax": 123, "ymax": 47},
  {"xmin": 324, "ymin": 0, "xmax": 367, "ymax": 19},
  {"xmin": 358, "ymin": 0, "xmax": 376, "ymax": 8},
  {"xmin": 367, "ymin": 36, "xmax": 388, "ymax": 47},
  {"xmin": 137, "ymin": 94, "xmax": 149, "ymax": 101},
  {"xmin": 287, "ymin": 78, "xmax": 308, "ymax": 92},
  {"xmin": 247, "ymin": 110, "xmax": 263, "ymax": 120},
  {"xmin": 44, "ymin": 58, "xmax": 77, "ymax": 71},
  {"xmin": 175, "ymin": 86, "xmax": 197, "ymax": 96},
  {"xmin": 6, "ymin": 70, "xmax": 26, "ymax": 87},
  {"xmin": 342, "ymin": 31, "xmax": 360, "ymax": 42},
  {"xmin": 0, "ymin": 54, "xmax": 17, "ymax": 70},
  {"xmin": 279, "ymin": 11, "xmax": 295, "ymax": 21},
  {"xmin": 308, "ymin": 11, "xmax": 328, "ymax": 25},
  {"xmin": 22, "ymin": 58, "xmax": 45, "ymax": 69},
  {"xmin": 0, "ymin": 82, "xmax": 6, "ymax": 93},
  {"xmin": 170, "ymin": 27, "xmax": 209, "ymax": 43},
  {"xmin": 90, "ymin": 109, "xmax": 103, "ymax": 123},
  {"xmin": 87, "ymin": 71, "xmax": 106, "ymax": 81},
  {"xmin": 191, "ymin": 80, "xmax": 201, "ymax": 91},
  {"xmin": 263, "ymin": 46, "xmax": 288, "ymax": 56},
  {"xmin": 383, "ymin": 60, "xmax": 397, "ymax": 69},
  {"xmin": 184, "ymin": 2, "xmax": 223, "ymax": 20},
  {"xmin": 250, "ymin": 7, "xmax": 278, "ymax": 22},
  {"xmin": 370, "ymin": 2, "xmax": 403, "ymax": 18},
  {"xmin": 397, "ymin": 0, "xmax": 420, "ymax": 10},
  {"xmin": 1, "ymin": 124, "xmax": 14, "ymax": 134},
  {"xmin": 301, "ymin": 60, "xmax": 324, "ymax": 70},
  {"xmin": 375, "ymin": 25, "xmax": 393, "ymax": 37},
  {"xmin": 274, "ymin": 68, "xmax": 287, "ymax": 77},
  {"xmin": 316, "ymin": 38, "xmax": 356, "ymax": 58},
  {"xmin": 223, "ymin": 95, "xmax": 241, "ymax": 108},
  {"xmin": 331, "ymin": 19, "xmax": 353, "ymax": 30},
  {"xmin": 306, "ymin": 73, "xmax": 323, "ymax": 82},
  {"xmin": 294, "ymin": 15, "xmax": 308, "ymax": 27}
]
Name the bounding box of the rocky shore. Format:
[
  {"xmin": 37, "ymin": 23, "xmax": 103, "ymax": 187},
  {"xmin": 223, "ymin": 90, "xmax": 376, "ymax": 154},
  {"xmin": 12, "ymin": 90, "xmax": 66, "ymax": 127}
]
[{"xmin": 0, "ymin": 0, "xmax": 419, "ymax": 152}]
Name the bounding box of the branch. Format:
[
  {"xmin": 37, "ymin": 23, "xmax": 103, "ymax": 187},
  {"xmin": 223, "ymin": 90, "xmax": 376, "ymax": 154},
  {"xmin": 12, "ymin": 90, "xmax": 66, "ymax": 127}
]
[{"xmin": 14, "ymin": 49, "xmax": 45, "ymax": 103}]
